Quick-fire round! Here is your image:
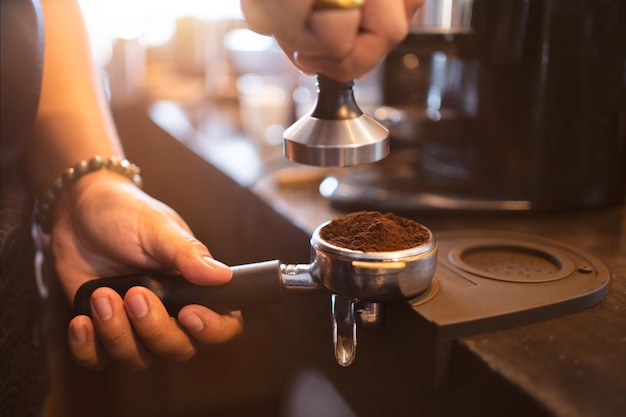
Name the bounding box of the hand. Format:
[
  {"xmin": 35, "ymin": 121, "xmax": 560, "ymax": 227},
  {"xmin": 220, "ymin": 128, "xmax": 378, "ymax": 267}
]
[
  {"xmin": 241, "ymin": 0, "xmax": 424, "ymax": 81},
  {"xmin": 53, "ymin": 171, "xmax": 243, "ymax": 370}
]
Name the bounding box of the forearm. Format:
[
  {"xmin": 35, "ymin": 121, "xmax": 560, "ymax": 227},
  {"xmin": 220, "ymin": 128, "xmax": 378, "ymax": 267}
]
[{"xmin": 24, "ymin": 0, "xmax": 123, "ymax": 197}]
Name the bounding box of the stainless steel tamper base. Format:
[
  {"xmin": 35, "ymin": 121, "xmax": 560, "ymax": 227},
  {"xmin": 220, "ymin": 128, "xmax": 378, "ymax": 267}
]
[
  {"xmin": 283, "ymin": 113, "xmax": 390, "ymax": 167},
  {"xmin": 284, "ymin": 73, "xmax": 390, "ymax": 167}
]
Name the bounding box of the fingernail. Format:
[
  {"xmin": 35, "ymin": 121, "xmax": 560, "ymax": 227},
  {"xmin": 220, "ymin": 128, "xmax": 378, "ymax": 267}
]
[
  {"xmin": 180, "ymin": 312, "xmax": 204, "ymax": 332},
  {"xmin": 70, "ymin": 323, "xmax": 87, "ymax": 344},
  {"xmin": 93, "ymin": 296, "xmax": 113, "ymax": 321},
  {"xmin": 126, "ymin": 293, "xmax": 149, "ymax": 318},
  {"xmin": 202, "ymin": 255, "xmax": 228, "ymax": 269}
]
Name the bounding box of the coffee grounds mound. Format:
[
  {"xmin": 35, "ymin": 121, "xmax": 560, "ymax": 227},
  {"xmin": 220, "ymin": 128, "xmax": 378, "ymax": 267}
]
[{"xmin": 320, "ymin": 211, "xmax": 430, "ymax": 252}]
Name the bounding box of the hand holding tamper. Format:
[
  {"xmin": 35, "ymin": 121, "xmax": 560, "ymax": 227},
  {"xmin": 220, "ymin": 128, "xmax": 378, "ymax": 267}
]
[{"xmin": 282, "ymin": 0, "xmax": 390, "ymax": 167}]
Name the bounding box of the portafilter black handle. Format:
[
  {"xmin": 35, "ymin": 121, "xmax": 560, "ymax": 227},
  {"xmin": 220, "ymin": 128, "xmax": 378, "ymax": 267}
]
[{"xmin": 73, "ymin": 260, "xmax": 286, "ymax": 317}]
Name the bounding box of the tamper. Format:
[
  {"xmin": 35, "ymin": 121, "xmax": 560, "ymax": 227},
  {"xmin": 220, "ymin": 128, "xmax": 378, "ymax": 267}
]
[
  {"xmin": 284, "ymin": 74, "xmax": 389, "ymax": 166},
  {"xmin": 283, "ymin": 0, "xmax": 390, "ymax": 167}
]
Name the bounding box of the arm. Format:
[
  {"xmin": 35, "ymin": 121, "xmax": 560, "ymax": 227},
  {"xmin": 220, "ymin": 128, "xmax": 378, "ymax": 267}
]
[
  {"xmin": 241, "ymin": 0, "xmax": 424, "ymax": 81},
  {"xmin": 23, "ymin": 0, "xmax": 242, "ymax": 370}
]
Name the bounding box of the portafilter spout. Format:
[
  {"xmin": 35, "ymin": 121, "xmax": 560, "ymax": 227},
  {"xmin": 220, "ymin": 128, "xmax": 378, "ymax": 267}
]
[{"xmin": 283, "ymin": 74, "xmax": 389, "ymax": 167}]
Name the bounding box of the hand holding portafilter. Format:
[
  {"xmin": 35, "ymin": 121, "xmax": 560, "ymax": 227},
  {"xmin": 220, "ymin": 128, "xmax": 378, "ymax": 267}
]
[
  {"xmin": 74, "ymin": 218, "xmax": 438, "ymax": 367},
  {"xmin": 283, "ymin": 0, "xmax": 390, "ymax": 167}
]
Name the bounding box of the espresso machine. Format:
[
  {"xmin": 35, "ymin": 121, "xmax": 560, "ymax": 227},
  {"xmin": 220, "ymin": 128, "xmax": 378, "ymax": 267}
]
[{"xmin": 322, "ymin": 0, "xmax": 626, "ymax": 212}]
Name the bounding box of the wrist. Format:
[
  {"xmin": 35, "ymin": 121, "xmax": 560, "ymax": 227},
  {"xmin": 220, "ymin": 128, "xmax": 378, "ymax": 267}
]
[{"xmin": 35, "ymin": 155, "xmax": 143, "ymax": 233}]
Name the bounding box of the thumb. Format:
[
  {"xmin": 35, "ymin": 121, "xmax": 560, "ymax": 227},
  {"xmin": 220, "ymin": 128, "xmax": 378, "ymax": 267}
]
[
  {"xmin": 177, "ymin": 243, "xmax": 233, "ymax": 286},
  {"xmin": 142, "ymin": 216, "xmax": 232, "ymax": 286}
]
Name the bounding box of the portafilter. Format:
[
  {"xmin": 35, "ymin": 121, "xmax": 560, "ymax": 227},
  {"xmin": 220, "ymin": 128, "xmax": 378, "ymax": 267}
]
[{"xmin": 74, "ymin": 220, "xmax": 438, "ymax": 366}]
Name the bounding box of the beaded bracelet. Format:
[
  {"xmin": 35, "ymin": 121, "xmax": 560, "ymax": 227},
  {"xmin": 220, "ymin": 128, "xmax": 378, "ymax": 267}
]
[{"xmin": 35, "ymin": 155, "xmax": 143, "ymax": 233}]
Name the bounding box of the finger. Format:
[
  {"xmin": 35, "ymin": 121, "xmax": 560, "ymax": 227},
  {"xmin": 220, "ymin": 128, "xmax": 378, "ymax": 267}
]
[
  {"xmin": 241, "ymin": 0, "xmax": 313, "ymax": 37},
  {"xmin": 294, "ymin": 55, "xmax": 367, "ymax": 81},
  {"xmin": 296, "ymin": 0, "xmax": 411, "ymax": 80},
  {"xmin": 306, "ymin": 31, "xmax": 396, "ymax": 80},
  {"xmin": 124, "ymin": 287, "xmax": 198, "ymax": 362},
  {"xmin": 178, "ymin": 305, "xmax": 244, "ymax": 345},
  {"xmin": 67, "ymin": 315, "xmax": 111, "ymax": 370},
  {"xmin": 90, "ymin": 287, "xmax": 154, "ymax": 370},
  {"xmin": 406, "ymin": 0, "xmax": 426, "ymax": 17},
  {"xmin": 359, "ymin": 0, "xmax": 410, "ymax": 49},
  {"xmin": 137, "ymin": 206, "xmax": 232, "ymax": 286},
  {"xmin": 301, "ymin": 10, "xmax": 361, "ymax": 58}
]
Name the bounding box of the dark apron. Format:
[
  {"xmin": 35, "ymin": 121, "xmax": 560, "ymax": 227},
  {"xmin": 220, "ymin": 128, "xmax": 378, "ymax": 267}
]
[{"xmin": 0, "ymin": 0, "xmax": 49, "ymax": 416}]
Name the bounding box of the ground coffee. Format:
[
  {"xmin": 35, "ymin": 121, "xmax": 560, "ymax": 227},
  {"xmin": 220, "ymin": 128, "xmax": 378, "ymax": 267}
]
[{"xmin": 320, "ymin": 211, "xmax": 430, "ymax": 252}]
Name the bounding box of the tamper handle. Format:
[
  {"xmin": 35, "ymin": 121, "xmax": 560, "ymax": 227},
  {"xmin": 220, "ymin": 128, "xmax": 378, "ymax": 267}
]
[
  {"xmin": 312, "ymin": 74, "xmax": 363, "ymax": 120},
  {"xmin": 73, "ymin": 260, "xmax": 285, "ymax": 317}
]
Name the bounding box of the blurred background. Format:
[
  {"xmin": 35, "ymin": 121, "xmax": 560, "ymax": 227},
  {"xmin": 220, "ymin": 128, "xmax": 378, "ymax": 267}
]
[{"xmin": 78, "ymin": 0, "xmax": 382, "ymax": 156}]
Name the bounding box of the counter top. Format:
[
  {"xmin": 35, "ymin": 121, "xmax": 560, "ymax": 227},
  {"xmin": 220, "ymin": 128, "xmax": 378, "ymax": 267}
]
[
  {"xmin": 253, "ymin": 153, "xmax": 626, "ymax": 417},
  {"xmin": 118, "ymin": 100, "xmax": 625, "ymax": 417}
]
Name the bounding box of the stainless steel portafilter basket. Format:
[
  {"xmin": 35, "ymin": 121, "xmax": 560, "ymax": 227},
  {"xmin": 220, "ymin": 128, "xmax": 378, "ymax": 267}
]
[
  {"xmin": 309, "ymin": 224, "xmax": 438, "ymax": 365},
  {"xmin": 74, "ymin": 221, "xmax": 438, "ymax": 366},
  {"xmin": 283, "ymin": 74, "xmax": 390, "ymax": 167},
  {"xmin": 310, "ymin": 225, "xmax": 438, "ymax": 302}
]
